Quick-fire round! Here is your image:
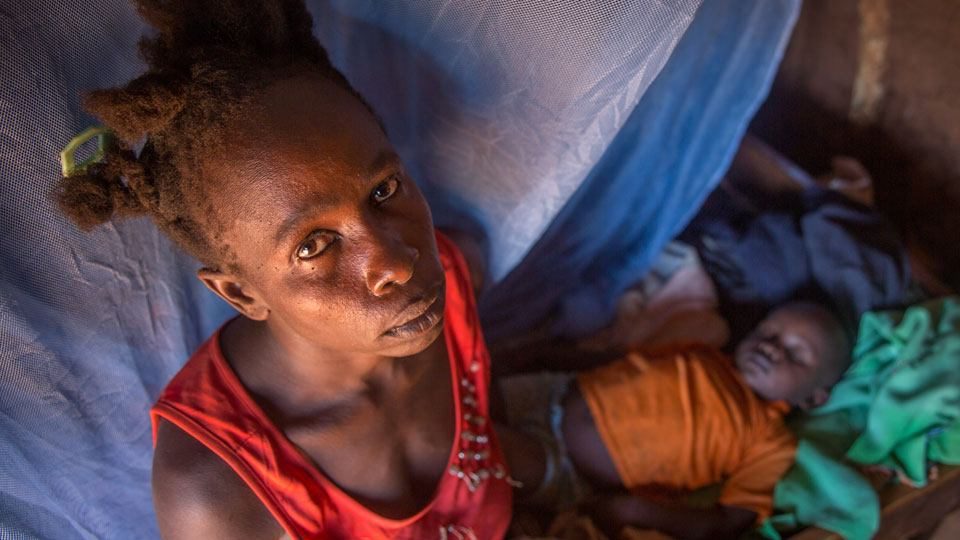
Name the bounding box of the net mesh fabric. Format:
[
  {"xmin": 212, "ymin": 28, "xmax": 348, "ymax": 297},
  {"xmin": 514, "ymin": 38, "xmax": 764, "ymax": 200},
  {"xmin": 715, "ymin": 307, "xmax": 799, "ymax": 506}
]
[
  {"xmin": 0, "ymin": 0, "xmax": 798, "ymax": 537},
  {"xmin": 1, "ymin": 3, "xmax": 232, "ymax": 539},
  {"xmin": 479, "ymin": 0, "xmax": 801, "ymax": 340},
  {"xmin": 310, "ymin": 0, "xmax": 700, "ymax": 279}
]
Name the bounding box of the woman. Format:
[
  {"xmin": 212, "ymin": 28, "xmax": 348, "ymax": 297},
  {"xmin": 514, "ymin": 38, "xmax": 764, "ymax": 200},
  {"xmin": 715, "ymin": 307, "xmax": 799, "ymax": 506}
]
[{"xmin": 57, "ymin": 1, "xmax": 540, "ymax": 538}]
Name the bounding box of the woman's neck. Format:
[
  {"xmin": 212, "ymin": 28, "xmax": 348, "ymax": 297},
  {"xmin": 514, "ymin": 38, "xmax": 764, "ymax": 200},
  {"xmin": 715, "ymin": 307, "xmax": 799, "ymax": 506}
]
[{"xmin": 221, "ymin": 316, "xmax": 441, "ymax": 416}]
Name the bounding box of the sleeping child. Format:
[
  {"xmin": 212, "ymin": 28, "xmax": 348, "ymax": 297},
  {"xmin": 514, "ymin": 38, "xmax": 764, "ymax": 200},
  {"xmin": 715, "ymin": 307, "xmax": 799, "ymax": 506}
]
[{"xmin": 512, "ymin": 301, "xmax": 852, "ymax": 540}]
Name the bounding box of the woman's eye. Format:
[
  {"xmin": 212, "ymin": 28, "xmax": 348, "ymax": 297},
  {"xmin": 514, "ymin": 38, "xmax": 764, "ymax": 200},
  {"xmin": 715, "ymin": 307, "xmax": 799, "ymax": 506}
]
[
  {"xmin": 296, "ymin": 231, "xmax": 336, "ymax": 260},
  {"xmin": 371, "ymin": 175, "xmax": 400, "ymax": 204}
]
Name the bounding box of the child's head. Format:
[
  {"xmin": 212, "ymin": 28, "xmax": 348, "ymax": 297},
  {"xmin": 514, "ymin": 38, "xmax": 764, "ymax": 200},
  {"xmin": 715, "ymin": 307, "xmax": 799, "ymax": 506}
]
[
  {"xmin": 735, "ymin": 302, "xmax": 851, "ymax": 409},
  {"xmin": 56, "ymin": 1, "xmax": 444, "ymax": 358}
]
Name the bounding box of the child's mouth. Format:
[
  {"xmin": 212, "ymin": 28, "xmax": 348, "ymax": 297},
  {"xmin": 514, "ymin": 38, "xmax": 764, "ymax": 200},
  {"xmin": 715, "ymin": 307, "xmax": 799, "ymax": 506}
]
[
  {"xmin": 746, "ymin": 355, "xmax": 769, "ymax": 374},
  {"xmin": 746, "ymin": 347, "xmax": 776, "ymax": 374}
]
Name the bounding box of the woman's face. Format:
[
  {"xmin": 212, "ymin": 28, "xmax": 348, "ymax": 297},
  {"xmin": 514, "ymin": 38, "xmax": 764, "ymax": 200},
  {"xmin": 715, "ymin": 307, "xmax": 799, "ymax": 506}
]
[{"xmin": 201, "ymin": 74, "xmax": 444, "ymax": 359}]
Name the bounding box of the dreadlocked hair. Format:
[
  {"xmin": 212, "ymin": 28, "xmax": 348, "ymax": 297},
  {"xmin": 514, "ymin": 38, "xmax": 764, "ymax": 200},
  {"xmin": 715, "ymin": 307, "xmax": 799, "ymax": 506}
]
[{"xmin": 56, "ymin": 0, "xmax": 367, "ymax": 270}]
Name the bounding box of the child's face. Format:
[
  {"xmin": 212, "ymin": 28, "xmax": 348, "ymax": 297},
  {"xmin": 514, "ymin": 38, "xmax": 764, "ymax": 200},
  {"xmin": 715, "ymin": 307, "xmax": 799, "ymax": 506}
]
[
  {"xmin": 734, "ymin": 303, "xmax": 849, "ymax": 408},
  {"xmin": 199, "ymin": 74, "xmax": 445, "ymax": 358}
]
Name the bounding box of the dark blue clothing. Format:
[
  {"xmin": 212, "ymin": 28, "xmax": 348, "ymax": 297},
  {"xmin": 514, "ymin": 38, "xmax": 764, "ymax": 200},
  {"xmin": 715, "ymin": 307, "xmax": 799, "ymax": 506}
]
[{"xmin": 686, "ymin": 187, "xmax": 911, "ymax": 340}]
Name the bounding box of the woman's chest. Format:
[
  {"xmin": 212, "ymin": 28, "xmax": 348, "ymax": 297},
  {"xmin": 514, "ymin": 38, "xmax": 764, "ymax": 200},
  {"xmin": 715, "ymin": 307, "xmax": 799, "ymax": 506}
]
[{"xmin": 287, "ymin": 367, "xmax": 458, "ymax": 519}]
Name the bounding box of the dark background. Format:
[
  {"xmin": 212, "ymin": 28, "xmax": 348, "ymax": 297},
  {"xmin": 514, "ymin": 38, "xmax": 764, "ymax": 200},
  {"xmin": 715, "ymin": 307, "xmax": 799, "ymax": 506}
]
[{"xmin": 750, "ymin": 0, "xmax": 959, "ymax": 291}]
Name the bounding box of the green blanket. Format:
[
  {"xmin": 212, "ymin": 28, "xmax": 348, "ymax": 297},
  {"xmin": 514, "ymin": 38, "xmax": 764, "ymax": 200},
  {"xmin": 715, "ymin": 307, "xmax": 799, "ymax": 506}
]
[{"xmin": 759, "ymin": 297, "xmax": 960, "ymax": 540}]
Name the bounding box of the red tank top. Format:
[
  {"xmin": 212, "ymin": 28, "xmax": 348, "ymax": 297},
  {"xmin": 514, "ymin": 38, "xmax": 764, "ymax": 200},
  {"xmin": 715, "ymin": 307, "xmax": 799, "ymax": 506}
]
[{"xmin": 151, "ymin": 232, "xmax": 513, "ymax": 539}]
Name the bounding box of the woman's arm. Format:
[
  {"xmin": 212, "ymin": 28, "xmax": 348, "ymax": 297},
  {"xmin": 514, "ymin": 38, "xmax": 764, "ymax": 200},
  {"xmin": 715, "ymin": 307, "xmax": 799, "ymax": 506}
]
[{"xmin": 152, "ymin": 421, "xmax": 286, "ymax": 539}]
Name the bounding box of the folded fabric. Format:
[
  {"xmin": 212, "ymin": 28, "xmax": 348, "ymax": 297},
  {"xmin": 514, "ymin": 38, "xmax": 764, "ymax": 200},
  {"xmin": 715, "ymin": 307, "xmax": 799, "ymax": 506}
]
[
  {"xmin": 845, "ymin": 298, "xmax": 960, "ymax": 481},
  {"xmin": 578, "ymin": 241, "xmax": 729, "ymax": 352},
  {"xmin": 761, "ymin": 297, "xmax": 960, "ymax": 540},
  {"xmin": 688, "ymin": 186, "xmax": 911, "ymax": 341}
]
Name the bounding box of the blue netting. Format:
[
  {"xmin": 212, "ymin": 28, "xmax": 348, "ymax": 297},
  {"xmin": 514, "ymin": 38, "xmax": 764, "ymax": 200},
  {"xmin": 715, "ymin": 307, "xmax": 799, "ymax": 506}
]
[{"xmin": 0, "ymin": 0, "xmax": 797, "ymax": 537}]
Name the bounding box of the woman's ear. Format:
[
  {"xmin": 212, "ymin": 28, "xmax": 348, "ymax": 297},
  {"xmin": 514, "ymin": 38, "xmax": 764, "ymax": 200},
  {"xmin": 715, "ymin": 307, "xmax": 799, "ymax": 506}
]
[
  {"xmin": 197, "ymin": 268, "xmax": 269, "ymax": 321},
  {"xmin": 799, "ymin": 387, "xmax": 831, "ymax": 411}
]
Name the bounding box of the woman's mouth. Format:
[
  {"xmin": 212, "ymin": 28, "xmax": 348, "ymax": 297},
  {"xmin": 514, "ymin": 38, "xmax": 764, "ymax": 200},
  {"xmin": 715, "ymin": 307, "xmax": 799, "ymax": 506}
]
[{"xmin": 382, "ymin": 287, "xmax": 445, "ymax": 339}]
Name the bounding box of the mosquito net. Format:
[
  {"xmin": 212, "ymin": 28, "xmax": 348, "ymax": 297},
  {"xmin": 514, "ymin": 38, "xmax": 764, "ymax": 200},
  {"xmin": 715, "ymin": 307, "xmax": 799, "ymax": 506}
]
[{"xmin": 0, "ymin": 0, "xmax": 797, "ymax": 537}]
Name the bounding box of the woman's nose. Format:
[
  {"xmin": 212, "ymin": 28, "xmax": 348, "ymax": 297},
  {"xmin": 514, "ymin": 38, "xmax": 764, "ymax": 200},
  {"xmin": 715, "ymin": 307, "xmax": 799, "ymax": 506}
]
[{"xmin": 362, "ymin": 232, "xmax": 418, "ymax": 297}]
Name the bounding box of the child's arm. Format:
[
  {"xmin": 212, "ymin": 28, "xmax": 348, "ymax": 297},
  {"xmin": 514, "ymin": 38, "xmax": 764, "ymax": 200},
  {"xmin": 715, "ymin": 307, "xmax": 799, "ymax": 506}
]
[{"xmin": 584, "ymin": 492, "xmax": 756, "ymax": 540}]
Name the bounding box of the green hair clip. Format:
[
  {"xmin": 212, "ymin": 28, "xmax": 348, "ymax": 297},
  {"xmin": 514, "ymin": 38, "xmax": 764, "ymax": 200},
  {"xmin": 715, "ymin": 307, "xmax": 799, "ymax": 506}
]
[{"xmin": 59, "ymin": 126, "xmax": 117, "ymax": 177}]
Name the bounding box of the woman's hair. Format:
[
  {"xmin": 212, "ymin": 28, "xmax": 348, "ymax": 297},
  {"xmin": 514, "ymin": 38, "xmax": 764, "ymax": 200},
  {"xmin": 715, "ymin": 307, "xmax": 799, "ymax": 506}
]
[{"xmin": 56, "ymin": 0, "xmax": 366, "ymax": 270}]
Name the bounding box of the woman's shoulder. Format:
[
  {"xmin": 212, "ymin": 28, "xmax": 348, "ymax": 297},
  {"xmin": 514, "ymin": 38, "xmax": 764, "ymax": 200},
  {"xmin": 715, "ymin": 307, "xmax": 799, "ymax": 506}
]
[
  {"xmin": 437, "ymin": 228, "xmax": 486, "ymax": 295},
  {"xmin": 152, "ymin": 419, "xmax": 284, "ymax": 539}
]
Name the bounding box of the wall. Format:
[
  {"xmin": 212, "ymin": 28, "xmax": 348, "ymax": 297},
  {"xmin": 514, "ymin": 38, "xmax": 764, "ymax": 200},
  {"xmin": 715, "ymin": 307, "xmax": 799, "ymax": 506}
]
[{"xmin": 750, "ymin": 0, "xmax": 960, "ymax": 289}]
